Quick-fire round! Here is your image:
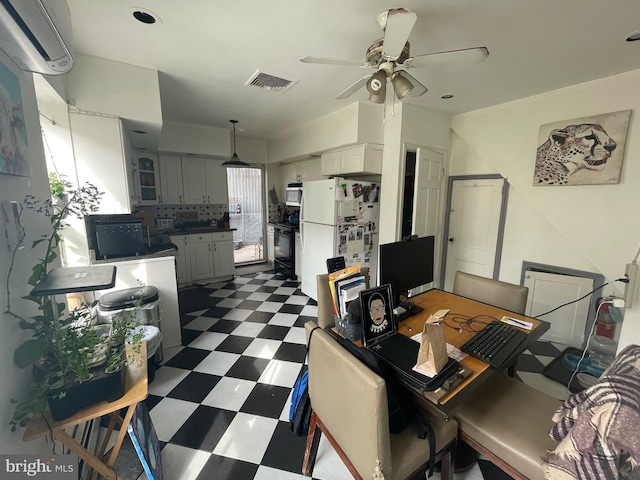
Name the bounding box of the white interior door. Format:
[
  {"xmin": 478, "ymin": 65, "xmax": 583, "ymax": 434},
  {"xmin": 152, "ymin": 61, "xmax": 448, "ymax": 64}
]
[
  {"xmin": 411, "ymin": 148, "xmax": 444, "ymax": 292},
  {"xmin": 444, "ymin": 178, "xmax": 504, "ymax": 291},
  {"xmin": 524, "ymin": 270, "xmax": 594, "ymax": 348}
]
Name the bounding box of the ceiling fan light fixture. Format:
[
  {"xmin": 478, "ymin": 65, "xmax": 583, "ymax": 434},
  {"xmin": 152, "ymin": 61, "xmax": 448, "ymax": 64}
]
[
  {"xmin": 222, "ymin": 120, "xmax": 250, "ymax": 168},
  {"xmin": 366, "ymin": 70, "xmax": 387, "ymax": 94},
  {"xmin": 368, "ymin": 91, "xmax": 386, "ymax": 104},
  {"xmin": 392, "ymin": 72, "xmax": 413, "ymax": 99}
]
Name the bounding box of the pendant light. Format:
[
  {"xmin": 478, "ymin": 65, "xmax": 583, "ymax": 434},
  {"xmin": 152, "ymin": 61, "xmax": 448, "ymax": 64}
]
[{"xmin": 222, "ymin": 119, "xmax": 250, "ymax": 167}]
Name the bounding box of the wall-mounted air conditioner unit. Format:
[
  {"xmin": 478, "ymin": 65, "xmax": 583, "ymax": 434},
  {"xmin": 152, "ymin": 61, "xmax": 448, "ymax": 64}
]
[{"xmin": 0, "ymin": 0, "xmax": 73, "ymax": 75}]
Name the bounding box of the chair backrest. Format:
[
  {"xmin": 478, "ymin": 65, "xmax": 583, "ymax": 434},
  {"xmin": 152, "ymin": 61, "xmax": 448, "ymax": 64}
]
[
  {"xmin": 452, "ymin": 271, "xmax": 529, "ymax": 314},
  {"xmin": 316, "ymin": 267, "xmax": 370, "ymax": 329},
  {"xmin": 304, "ymin": 321, "xmax": 391, "ymax": 478}
]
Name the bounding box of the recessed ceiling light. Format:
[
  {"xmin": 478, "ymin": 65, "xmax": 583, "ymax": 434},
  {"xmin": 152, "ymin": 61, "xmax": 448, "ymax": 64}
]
[
  {"xmin": 626, "ymin": 30, "xmax": 640, "ymax": 42},
  {"xmin": 441, "ymin": 94, "xmax": 454, "ymax": 99},
  {"xmin": 130, "ymin": 7, "xmax": 162, "ymax": 25}
]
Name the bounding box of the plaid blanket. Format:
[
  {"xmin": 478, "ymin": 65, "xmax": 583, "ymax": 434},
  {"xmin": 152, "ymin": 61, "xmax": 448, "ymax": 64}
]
[{"xmin": 542, "ymin": 344, "xmax": 640, "ymax": 480}]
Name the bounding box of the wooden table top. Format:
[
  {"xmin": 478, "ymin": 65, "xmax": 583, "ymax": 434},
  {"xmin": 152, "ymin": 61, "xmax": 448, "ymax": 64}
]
[{"xmin": 394, "ymin": 289, "xmax": 549, "ymax": 407}]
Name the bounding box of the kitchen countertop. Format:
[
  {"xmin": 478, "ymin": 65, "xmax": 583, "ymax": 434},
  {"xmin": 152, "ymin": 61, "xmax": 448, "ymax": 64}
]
[
  {"xmin": 92, "ymin": 246, "xmax": 178, "ymax": 264},
  {"xmin": 162, "ymin": 227, "xmax": 237, "ymax": 235}
]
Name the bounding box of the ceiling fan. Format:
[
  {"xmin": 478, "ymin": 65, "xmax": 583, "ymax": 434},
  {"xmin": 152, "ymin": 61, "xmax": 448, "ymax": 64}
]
[{"xmin": 300, "ymin": 8, "xmax": 489, "ymax": 103}]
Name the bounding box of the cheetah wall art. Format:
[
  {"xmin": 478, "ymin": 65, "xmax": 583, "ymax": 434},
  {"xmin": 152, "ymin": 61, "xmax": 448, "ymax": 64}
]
[{"xmin": 533, "ymin": 110, "xmax": 631, "ymax": 186}]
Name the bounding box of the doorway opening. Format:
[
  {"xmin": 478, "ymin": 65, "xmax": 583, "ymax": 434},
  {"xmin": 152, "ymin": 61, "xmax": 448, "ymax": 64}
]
[{"xmin": 226, "ymin": 166, "xmax": 266, "ymax": 265}]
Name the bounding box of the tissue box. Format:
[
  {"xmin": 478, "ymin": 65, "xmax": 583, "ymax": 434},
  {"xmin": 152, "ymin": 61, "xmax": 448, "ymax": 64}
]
[{"xmin": 334, "ymin": 315, "xmax": 362, "ymax": 341}]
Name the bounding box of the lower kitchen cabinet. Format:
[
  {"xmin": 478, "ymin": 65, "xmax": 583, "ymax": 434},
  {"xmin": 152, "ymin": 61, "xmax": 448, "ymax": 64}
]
[
  {"xmin": 189, "ymin": 234, "xmax": 215, "ymax": 281},
  {"xmin": 172, "ymin": 231, "xmax": 235, "ymax": 284},
  {"xmin": 267, "ymin": 224, "xmax": 275, "ymax": 264},
  {"xmin": 170, "ymin": 235, "xmax": 191, "ymax": 284},
  {"xmin": 212, "ymin": 239, "xmax": 235, "ymax": 278}
]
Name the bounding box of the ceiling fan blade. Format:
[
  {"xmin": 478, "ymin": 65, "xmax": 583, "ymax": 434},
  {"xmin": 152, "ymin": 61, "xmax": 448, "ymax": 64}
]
[
  {"xmin": 300, "ymin": 56, "xmax": 370, "ymax": 68},
  {"xmin": 336, "ymin": 74, "xmax": 373, "ymax": 99},
  {"xmin": 381, "ymin": 8, "xmax": 417, "ymax": 60},
  {"xmin": 403, "ymin": 46, "xmax": 489, "ymax": 68},
  {"xmin": 398, "ymin": 71, "xmax": 428, "ymax": 97}
]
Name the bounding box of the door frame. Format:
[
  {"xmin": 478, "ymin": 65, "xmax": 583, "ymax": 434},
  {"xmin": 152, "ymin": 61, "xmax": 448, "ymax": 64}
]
[{"xmin": 439, "ymin": 174, "xmax": 509, "ymax": 289}]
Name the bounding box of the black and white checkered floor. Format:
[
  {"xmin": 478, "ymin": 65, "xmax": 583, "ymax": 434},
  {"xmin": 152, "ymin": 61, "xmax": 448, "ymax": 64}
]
[{"xmin": 115, "ymin": 269, "xmax": 571, "ymax": 480}]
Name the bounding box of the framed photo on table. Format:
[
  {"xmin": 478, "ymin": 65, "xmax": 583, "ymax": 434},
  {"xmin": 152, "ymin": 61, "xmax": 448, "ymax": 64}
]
[{"xmin": 360, "ymin": 284, "xmax": 396, "ymax": 346}]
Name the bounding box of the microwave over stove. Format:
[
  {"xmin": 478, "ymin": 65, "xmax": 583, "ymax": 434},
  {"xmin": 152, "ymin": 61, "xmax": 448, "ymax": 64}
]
[{"xmin": 285, "ymin": 183, "xmax": 303, "ymax": 207}]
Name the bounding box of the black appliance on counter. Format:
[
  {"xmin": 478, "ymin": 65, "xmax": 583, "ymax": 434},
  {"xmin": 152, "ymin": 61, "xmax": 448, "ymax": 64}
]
[
  {"xmin": 85, "ymin": 214, "xmax": 176, "ymax": 260},
  {"xmin": 273, "ymin": 223, "xmax": 296, "ymax": 279}
]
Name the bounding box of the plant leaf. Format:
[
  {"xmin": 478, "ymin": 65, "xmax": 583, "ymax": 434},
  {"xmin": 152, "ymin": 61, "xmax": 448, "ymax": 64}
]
[{"xmin": 14, "ymin": 339, "xmax": 47, "ymax": 368}]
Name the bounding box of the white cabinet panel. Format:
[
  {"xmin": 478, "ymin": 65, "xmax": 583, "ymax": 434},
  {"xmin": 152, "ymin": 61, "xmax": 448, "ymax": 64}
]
[
  {"xmin": 320, "ymin": 151, "xmax": 340, "ymax": 176},
  {"xmin": 213, "ymin": 240, "xmax": 235, "ymax": 278},
  {"xmin": 159, "ymin": 155, "xmax": 184, "ymax": 204},
  {"xmin": 205, "ymin": 160, "xmax": 229, "ymax": 205},
  {"xmin": 69, "ymin": 112, "xmax": 133, "ymax": 213},
  {"xmin": 189, "ymin": 241, "xmax": 215, "ymax": 281},
  {"xmin": 170, "ymin": 235, "xmax": 191, "ymax": 284},
  {"xmin": 182, "ymin": 157, "xmax": 208, "ymax": 205},
  {"xmin": 267, "ymin": 225, "xmax": 275, "ymax": 264},
  {"xmin": 320, "ymin": 144, "xmax": 383, "ymax": 176}
]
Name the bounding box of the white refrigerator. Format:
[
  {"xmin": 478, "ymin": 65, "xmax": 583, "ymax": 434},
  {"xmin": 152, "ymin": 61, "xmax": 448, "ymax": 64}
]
[{"xmin": 300, "ymin": 177, "xmax": 380, "ymax": 301}]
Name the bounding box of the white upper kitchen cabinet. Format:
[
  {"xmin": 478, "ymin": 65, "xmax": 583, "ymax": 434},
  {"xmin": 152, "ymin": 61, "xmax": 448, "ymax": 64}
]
[
  {"xmin": 180, "ymin": 156, "xmax": 229, "ymax": 205},
  {"xmin": 159, "ymin": 155, "xmax": 184, "ymax": 204},
  {"xmin": 69, "ymin": 111, "xmax": 133, "ymax": 213},
  {"xmin": 204, "ymin": 160, "xmax": 229, "ymax": 205},
  {"xmin": 321, "ymin": 144, "xmax": 383, "ymax": 176},
  {"xmin": 182, "ymin": 157, "xmax": 208, "ymax": 205}
]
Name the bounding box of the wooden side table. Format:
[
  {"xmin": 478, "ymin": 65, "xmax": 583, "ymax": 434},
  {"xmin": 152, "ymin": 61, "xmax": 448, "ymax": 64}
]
[{"xmin": 23, "ymin": 344, "xmax": 148, "ymax": 480}]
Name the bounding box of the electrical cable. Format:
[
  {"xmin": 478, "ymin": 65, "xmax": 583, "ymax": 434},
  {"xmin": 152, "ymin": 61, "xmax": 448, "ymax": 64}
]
[
  {"xmin": 565, "ymin": 299, "xmax": 611, "ymax": 393},
  {"xmin": 534, "ymin": 277, "xmax": 629, "ymax": 318}
]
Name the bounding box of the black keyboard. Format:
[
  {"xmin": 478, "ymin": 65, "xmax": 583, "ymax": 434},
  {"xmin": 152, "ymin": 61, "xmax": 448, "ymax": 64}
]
[{"xmin": 460, "ymin": 321, "xmax": 528, "ymax": 368}]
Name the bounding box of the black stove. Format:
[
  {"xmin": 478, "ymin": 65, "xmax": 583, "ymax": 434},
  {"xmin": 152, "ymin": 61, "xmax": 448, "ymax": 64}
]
[{"xmin": 273, "ymin": 223, "xmax": 296, "ymax": 279}]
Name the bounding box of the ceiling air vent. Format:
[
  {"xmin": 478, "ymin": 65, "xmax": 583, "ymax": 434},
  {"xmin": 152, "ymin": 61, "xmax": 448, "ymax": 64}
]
[{"xmin": 246, "ymin": 70, "xmax": 298, "ymax": 93}]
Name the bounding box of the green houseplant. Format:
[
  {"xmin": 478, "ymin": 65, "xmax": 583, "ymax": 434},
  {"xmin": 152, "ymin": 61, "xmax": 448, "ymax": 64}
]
[{"xmin": 7, "ymin": 180, "xmax": 141, "ymax": 429}]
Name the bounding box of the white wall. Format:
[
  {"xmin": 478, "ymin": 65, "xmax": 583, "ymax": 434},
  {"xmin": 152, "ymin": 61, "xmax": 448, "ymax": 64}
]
[
  {"xmin": 0, "ymin": 55, "xmax": 52, "ymax": 453},
  {"xmin": 450, "ymin": 69, "xmax": 640, "ymax": 352},
  {"xmin": 158, "ymin": 120, "xmax": 231, "ymax": 158},
  {"xmin": 378, "ymin": 103, "xmax": 451, "ymax": 244},
  {"xmin": 63, "ymin": 54, "xmax": 162, "ymax": 125},
  {"xmin": 267, "ymin": 102, "xmax": 384, "ymax": 162}
]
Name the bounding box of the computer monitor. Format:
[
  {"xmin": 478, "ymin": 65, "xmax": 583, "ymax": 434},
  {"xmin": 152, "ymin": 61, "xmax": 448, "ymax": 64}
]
[{"xmin": 379, "ymin": 235, "xmax": 435, "ymax": 314}]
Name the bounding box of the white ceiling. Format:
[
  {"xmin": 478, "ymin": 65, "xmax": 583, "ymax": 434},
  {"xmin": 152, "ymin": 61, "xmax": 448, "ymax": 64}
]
[{"xmin": 66, "ymin": 0, "xmax": 640, "ymax": 147}]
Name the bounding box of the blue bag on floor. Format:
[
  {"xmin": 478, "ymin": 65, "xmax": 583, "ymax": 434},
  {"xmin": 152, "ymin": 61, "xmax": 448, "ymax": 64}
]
[
  {"xmin": 289, "ymin": 326, "xmax": 320, "ymax": 436},
  {"xmin": 289, "ymin": 367, "xmax": 311, "ymax": 436}
]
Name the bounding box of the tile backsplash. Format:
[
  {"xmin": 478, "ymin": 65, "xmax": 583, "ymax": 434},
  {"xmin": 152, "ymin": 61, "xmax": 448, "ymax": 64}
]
[{"xmin": 135, "ymin": 204, "xmax": 228, "ymax": 224}]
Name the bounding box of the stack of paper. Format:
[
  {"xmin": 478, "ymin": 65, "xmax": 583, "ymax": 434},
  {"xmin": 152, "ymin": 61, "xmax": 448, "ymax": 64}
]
[{"xmin": 328, "ymin": 266, "xmax": 365, "ymax": 318}]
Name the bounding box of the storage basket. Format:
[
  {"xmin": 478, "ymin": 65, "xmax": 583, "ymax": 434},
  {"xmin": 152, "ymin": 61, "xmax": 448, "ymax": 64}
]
[{"xmin": 334, "ymin": 315, "xmax": 362, "ymax": 342}]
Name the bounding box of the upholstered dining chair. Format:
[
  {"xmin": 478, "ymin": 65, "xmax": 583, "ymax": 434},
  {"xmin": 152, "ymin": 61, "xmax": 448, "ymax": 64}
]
[
  {"xmin": 452, "ymin": 271, "xmax": 529, "ymax": 315},
  {"xmin": 302, "ymin": 321, "xmax": 457, "ymax": 480}
]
